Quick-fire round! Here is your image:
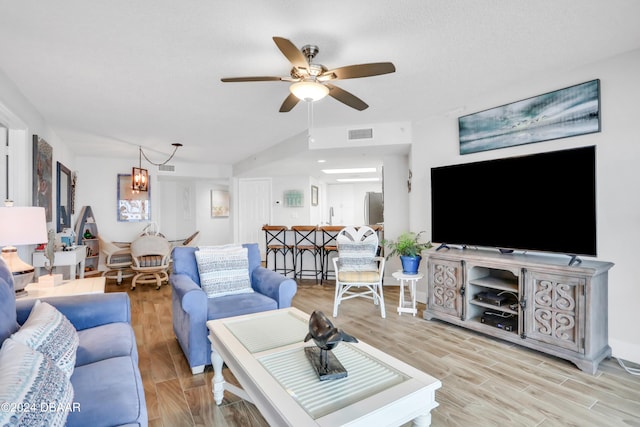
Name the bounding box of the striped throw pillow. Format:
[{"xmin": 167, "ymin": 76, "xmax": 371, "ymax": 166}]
[
  {"xmin": 195, "ymin": 246, "xmax": 254, "ymax": 298},
  {"xmin": 11, "ymin": 300, "xmax": 79, "ymax": 378},
  {"xmin": 0, "ymin": 338, "xmax": 74, "ymax": 427},
  {"xmin": 337, "ymin": 242, "xmax": 378, "ymax": 272}
]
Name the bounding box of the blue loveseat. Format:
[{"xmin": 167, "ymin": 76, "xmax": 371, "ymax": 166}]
[
  {"xmin": 170, "ymin": 243, "xmax": 297, "ymax": 374},
  {"xmin": 0, "ymin": 259, "xmax": 147, "ymax": 427}
]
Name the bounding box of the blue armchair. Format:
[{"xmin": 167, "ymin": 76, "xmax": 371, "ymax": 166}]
[{"xmin": 170, "ymin": 243, "xmax": 297, "ymax": 374}]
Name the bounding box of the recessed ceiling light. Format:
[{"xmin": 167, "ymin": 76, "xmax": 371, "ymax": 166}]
[
  {"xmin": 317, "ymin": 159, "xmax": 326, "ymax": 163},
  {"xmin": 322, "ymin": 167, "xmax": 377, "ymax": 174},
  {"xmin": 335, "ymin": 177, "xmax": 380, "ymax": 182}
]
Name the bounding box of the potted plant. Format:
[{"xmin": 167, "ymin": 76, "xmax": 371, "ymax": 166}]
[{"xmin": 382, "ymin": 231, "xmax": 432, "ymax": 274}]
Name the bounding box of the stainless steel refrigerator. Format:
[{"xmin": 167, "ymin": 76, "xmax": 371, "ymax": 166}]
[{"xmin": 364, "ymin": 192, "xmax": 383, "ymax": 225}]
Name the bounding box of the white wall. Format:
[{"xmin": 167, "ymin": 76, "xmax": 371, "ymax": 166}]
[
  {"xmin": 0, "ymin": 70, "xmax": 74, "ymax": 265},
  {"xmin": 157, "ymin": 177, "xmax": 231, "ymax": 246},
  {"xmin": 194, "ymin": 180, "xmax": 232, "ymax": 245},
  {"xmin": 410, "ymin": 48, "xmax": 640, "ymax": 364},
  {"xmin": 71, "ymin": 156, "xmax": 232, "ymax": 270},
  {"xmin": 308, "ymin": 121, "xmax": 412, "ymax": 150},
  {"xmin": 0, "ymin": 70, "xmax": 74, "ymax": 211},
  {"xmin": 270, "ymin": 175, "xmax": 311, "ymax": 226},
  {"xmin": 74, "ymin": 155, "xmax": 232, "ymax": 245},
  {"xmin": 381, "ymin": 154, "xmax": 410, "ymax": 276}
]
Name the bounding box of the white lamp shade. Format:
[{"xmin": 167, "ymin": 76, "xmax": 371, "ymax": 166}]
[
  {"xmin": 0, "ymin": 207, "xmax": 48, "ymax": 246},
  {"xmin": 290, "ymin": 81, "xmax": 330, "ymax": 102}
]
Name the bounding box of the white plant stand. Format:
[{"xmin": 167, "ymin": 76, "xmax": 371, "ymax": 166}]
[{"xmin": 392, "ymin": 271, "xmax": 423, "ymax": 316}]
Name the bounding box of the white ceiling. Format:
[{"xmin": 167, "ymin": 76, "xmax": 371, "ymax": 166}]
[{"xmin": 1, "ymin": 1, "xmax": 640, "ymax": 181}]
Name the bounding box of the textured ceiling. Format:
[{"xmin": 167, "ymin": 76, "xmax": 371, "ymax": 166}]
[{"xmin": 1, "ymin": 0, "xmax": 639, "ymax": 176}]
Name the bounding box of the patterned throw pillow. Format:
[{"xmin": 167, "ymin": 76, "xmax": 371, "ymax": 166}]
[
  {"xmin": 195, "ymin": 246, "xmax": 254, "ymax": 298},
  {"xmin": 0, "ymin": 338, "xmax": 75, "ymax": 427},
  {"xmin": 11, "ymin": 300, "xmax": 79, "ymax": 378},
  {"xmin": 337, "ymin": 242, "xmax": 378, "ymax": 272}
]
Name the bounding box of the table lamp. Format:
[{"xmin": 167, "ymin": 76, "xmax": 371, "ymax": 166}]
[{"xmin": 0, "ymin": 205, "xmax": 48, "ymax": 295}]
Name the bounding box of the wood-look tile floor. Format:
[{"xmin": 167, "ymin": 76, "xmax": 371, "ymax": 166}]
[{"xmin": 107, "ymin": 278, "xmax": 640, "ymax": 427}]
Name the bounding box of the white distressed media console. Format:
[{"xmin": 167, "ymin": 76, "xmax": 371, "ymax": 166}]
[{"xmin": 423, "ymin": 248, "xmax": 613, "ymax": 374}]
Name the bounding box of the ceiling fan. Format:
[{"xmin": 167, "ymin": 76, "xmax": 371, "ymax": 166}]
[{"xmin": 221, "ymin": 37, "xmax": 396, "ymax": 112}]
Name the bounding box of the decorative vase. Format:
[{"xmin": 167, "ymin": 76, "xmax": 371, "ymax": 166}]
[{"xmin": 400, "ymin": 255, "xmax": 421, "ymax": 274}]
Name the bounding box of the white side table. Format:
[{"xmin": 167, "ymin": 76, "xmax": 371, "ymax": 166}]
[
  {"xmin": 32, "ymin": 245, "xmax": 87, "ymax": 280},
  {"xmin": 22, "ymin": 277, "xmax": 106, "ymax": 300},
  {"xmin": 392, "ymin": 270, "xmax": 423, "ymax": 316}
]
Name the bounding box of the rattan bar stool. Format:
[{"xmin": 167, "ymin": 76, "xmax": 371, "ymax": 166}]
[
  {"xmin": 319, "ymin": 225, "xmax": 345, "ymax": 281},
  {"xmin": 291, "ymin": 225, "xmax": 322, "ymax": 284},
  {"xmin": 262, "ymin": 225, "xmax": 294, "ymax": 276}
]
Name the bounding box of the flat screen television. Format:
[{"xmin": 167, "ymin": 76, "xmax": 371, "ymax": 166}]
[{"xmin": 430, "ymin": 146, "xmax": 596, "ymax": 256}]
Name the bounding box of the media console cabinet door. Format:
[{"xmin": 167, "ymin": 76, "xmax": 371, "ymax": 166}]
[
  {"xmin": 524, "ymin": 270, "xmax": 585, "ymax": 353},
  {"xmin": 427, "ymin": 258, "xmax": 464, "ymax": 319}
]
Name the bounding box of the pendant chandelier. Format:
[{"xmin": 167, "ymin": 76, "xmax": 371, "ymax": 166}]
[{"xmin": 132, "ymin": 143, "xmax": 182, "ymax": 191}]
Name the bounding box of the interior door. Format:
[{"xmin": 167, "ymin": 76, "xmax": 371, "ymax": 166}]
[{"xmin": 238, "ymin": 178, "xmax": 272, "ymax": 259}]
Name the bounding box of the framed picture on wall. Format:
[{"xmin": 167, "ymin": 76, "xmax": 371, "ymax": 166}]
[
  {"xmin": 458, "ymin": 79, "xmax": 601, "ymax": 154},
  {"xmin": 56, "ymin": 161, "xmax": 72, "ymax": 232},
  {"xmin": 117, "ymin": 174, "xmax": 151, "ymax": 222},
  {"xmin": 311, "ymin": 185, "xmax": 319, "ymax": 206},
  {"xmin": 211, "ymin": 189, "xmax": 230, "ymax": 218},
  {"xmin": 32, "ymin": 135, "xmax": 53, "ymax": 222},
  {"xmin": 284, "ymin": 190, "xmax": 303, "ymax": 207}
]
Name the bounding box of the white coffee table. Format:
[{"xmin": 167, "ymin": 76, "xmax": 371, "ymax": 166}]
[
  {"xmin": 22, "ymin": 276, "xmax": 105, "ymax": 299},
  {"xmin": 206, "ymin": 308, "xmax": 441, "ymax": 426}
]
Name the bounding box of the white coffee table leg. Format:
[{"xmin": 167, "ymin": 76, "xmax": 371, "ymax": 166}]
[
  {"xmin": 412, "ymin": 411, "xmax": 432, "ymax": 426},
  {"xmin": 211, "ymin": 347, "xmax": 225, "ymax": 405}
]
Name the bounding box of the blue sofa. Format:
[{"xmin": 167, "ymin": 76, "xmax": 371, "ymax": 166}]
[
  {"xmin": 171, "ymin": 243, "xmax": 297, "ymax": 374},
  {"xmin": 0, "ymin": 259, "xmax": 147, "ymax": 427}
]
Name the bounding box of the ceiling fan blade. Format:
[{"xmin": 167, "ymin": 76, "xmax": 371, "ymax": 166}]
[
  {"xmin": 279, "ymin": 93, "xmax": 300, "ymax": 112},
  {"xmin": 273, "ymin": 37, "xmax": 309, "ymax": 71},
  {"xmin": 320, "ymin": 62, "xmax": 396, "ymax": 80},
  {"xmin": 221, "ymin": 76, "xmax": 284, "ymax": 82},
  {"xmin": 325, "ymin": 83, "xmax": 368, "ymax": 111}
]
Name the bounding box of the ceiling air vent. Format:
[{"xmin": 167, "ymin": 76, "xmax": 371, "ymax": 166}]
[
  {"xmin": 348, "ymin": 128, "xmax": 373, "ymax": 140},
  {"xmin": 158, "ymin": 164, "xmax": 175, "ymax": 172}
]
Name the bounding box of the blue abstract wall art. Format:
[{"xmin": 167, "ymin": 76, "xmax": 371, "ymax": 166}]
[{"xmin": 459, "ymin": 80, "xmax": 600, "ymax": 155}]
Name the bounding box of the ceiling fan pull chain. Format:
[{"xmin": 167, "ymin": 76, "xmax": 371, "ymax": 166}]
[{"xmin": 307, "ymin": 101, "xmax": 314, "ymax": 143}]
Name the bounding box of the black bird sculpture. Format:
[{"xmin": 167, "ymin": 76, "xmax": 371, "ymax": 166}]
[
  {"xmin": 304, "ymin": 310, "xmax": 357, "ymax": 380},
  {"xmin": 304, "ymin": 310, "xmax": 358, "ymax": 350}
]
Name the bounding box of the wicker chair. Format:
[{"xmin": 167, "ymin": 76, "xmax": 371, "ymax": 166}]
[
  {"xmin": 333, "ymin": 226, "xmax": 386, "ymax": 318},
  {"xmin": 130, "ymin": 233, "xmax": 171, "ymax": 290},
  {"xmin": 99, "ymin": 236, "xmax": 133, "ymax": 285}
]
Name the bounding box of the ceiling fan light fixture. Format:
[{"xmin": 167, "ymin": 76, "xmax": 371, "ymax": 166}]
[{"xmin": 290, "ymin": 80, "xmax": 329, "ymax": 102}]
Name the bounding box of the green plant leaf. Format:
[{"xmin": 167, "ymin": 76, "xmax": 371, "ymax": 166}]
[{"xmin": 382, "ymin": 231, "xmax": 432, "ymax": 260}]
